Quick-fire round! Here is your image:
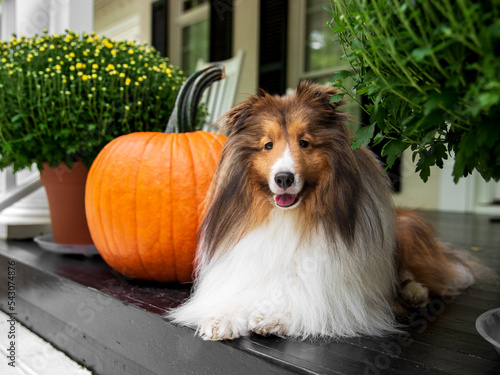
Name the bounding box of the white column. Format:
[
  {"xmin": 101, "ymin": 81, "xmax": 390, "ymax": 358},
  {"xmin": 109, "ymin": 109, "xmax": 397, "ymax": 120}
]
[
  {"xmin": 438, "ymin": 158, "xmax": 474, "ymax": 213},
  {"xmin": 0, "ymin": 0, "xmax": 94, "ymax": 239},
  {"xmin": 49, "ymin": 0, "xmax": 93, "ymax": 35}
]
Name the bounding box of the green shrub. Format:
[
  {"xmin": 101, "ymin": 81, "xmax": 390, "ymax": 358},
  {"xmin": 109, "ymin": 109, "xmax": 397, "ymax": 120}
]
[
  {"xmin": 0, "ymin": 30, "xmax": 185, "ymax": 171},
  {"xmin": 328, "ymin": 0, "xmax": 500, "ymax": 182}
]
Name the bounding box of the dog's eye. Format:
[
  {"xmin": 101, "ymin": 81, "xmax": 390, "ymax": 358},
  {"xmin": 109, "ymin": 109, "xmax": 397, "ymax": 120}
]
[
  {"xmin": 299, "ymin": 140, "xmax": 309, "ymax": 148},
  {"xmin": 264, "ymin": 142, "xmax": 273, "ymax": 150}
]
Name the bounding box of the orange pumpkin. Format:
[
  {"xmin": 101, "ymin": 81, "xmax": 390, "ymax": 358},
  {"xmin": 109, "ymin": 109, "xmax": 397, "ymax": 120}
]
[{"xmin": 85, "ymin": 131, "xmax": 226, "ymax": 282}]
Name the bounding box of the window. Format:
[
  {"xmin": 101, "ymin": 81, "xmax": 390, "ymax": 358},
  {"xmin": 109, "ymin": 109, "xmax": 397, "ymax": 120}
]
[
  {"xmin": 181, "ymin": 18, "xmax": 210, "ymax": 74},
  {"xmin": 168, "ymin": 0, "xmax": 210, "ymax": 74},
  {"xmin": 304, "ymin": 0, "xmax": 343, "ymax": 75},
  {"xmin": 288, "ymin": 0, "xmax": 360, "ymax": 127}
]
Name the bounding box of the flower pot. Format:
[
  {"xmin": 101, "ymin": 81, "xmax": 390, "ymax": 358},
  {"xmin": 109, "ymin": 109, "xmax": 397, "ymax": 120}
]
[{"xmin": 40, "ymin": 161, "xmax": 93, "ymax": 245}]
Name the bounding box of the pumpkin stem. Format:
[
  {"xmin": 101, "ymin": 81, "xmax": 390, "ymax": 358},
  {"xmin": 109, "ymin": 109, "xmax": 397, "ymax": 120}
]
[{"xmin": 165, "ymin": 64, "xmax": 226, "ymax": 134}]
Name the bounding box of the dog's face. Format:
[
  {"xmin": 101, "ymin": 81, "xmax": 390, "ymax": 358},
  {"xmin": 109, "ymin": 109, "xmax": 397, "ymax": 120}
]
[
  {"xmin": 222, "ymin": 82, "xmax": 353, "ymax": 211},
  {"xmin": 251, "ymin": 114, "xmax": 326, "ymax": 209}
]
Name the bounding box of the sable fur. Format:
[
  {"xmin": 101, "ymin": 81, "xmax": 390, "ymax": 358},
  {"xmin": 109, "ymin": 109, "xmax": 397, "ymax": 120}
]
[{"xmin": 169, "ymin": 81, "xmax": 486, "ymax": 340}]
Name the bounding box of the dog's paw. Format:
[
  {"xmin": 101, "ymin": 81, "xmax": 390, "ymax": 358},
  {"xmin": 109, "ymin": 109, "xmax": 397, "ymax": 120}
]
[
  {"xmin": 400, "ymin": 280, "xmax": 430, "ymax": 308},
  {"xmin": 199, "ymin": 316, "xmax": 246, "ymax": 341},
  {"xmin": 248, "ymin": 312, "xmax": 290, "ymax": 337}
]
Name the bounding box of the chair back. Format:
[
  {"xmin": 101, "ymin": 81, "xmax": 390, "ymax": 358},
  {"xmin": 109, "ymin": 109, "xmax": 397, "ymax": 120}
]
[{"xmin": 196, "ymin": 50, "xmax": 244, "ymax": 131}]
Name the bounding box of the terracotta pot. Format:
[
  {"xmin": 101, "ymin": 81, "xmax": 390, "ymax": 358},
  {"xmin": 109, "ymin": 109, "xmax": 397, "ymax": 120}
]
[{"xmin": 40, "ymin": 161, "xmax": 93, "ymax": 245}]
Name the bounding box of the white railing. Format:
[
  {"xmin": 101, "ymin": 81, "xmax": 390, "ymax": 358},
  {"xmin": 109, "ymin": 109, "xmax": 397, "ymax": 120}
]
[{"xmin": 0, "ymin": 169, "xmax": 43, "ymax": 212}]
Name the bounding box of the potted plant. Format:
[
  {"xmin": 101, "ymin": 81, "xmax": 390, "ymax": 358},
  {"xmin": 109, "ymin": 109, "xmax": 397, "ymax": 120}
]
[
  {"xmin": 328, "ymin": 0, "xmax": 500, "ymax": 183},
  {"xmin": 0, "ymin": 30, "xmax": 186, "ymax": 244}
]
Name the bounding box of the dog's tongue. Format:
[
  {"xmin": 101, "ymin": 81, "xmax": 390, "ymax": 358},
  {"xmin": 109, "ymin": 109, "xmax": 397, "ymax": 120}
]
[{"xmin": 275, "ymin": 194, "xmax": 296, "ymax": 207}]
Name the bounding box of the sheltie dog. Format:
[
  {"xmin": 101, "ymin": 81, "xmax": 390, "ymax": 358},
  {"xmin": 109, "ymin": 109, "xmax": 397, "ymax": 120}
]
[{"xmin": 169, "ymin": 81, "xmax": 485, "ymax": 340}]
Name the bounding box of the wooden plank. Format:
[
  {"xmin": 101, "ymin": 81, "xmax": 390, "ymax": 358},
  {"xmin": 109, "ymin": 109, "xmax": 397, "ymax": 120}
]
[
  {"xmin": 0, "ymin": 242, "xmax": 302, "ymax": 375},
  {"xmin": 1, "ymin": 210, "xmax": 499, "ymax": 375}
]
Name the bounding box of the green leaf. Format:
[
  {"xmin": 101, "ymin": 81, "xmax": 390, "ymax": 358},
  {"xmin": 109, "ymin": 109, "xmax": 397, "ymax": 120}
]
[
  {"xmin": 411, "ymin": 47, "xmax": 432, "ymax": 62},
  {"xmin": 415, "ymin": 150, "xmax": 432, "ymax": 182},
  {"xmin": 372, "ymin": 132, "xmax": 385, "ymax": 147},
  {"xmin": 381, "ymin": 139, "xmax": 408, "ymax": 168},
  {"xmin": 420, "ymin": 130, "xmax": 437, "ymax": 148},
  {"xmin": 331, "ymin": 70, "xmax": 353, "ymax": 81},
  {"xmin": 11, "ymin": 113, "xmax": 26, "ymax": 123},
  {"xmin": 351, "ymin": 123, "xmax": 375, "ymax": 149},
  {"xmin": 478, "ymin": 92, "xmax": 500, "ymax": 109},
  {"xmin": 330, "ymin": 94, "xmax": 345, "ymax": 103},
  {"xmin": 423, "ymin": 95, "xmax": 441, "ymax": 116},
  {"xmin": 355, "ymin": 86, "xmax": 369, "ymax": 95},
  {"xmin": 434, "ymin": 143, "xmax": 448, "ymax": 168}
]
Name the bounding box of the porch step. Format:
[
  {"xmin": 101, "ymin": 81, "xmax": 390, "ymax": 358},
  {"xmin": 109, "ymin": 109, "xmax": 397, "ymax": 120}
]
[
  {"xmin": 0, "ymin": 310, "xmax": 92, "ymax": 375},
  {"xmin": 0, "ymin": 210, "xmax": 499, "ymax": 375}
]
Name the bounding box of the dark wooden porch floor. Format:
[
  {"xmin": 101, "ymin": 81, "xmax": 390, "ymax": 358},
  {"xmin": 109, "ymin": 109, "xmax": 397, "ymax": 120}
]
[{"xmin": 1, "ymin": 210, "xmax": 499, "ymax": 374}]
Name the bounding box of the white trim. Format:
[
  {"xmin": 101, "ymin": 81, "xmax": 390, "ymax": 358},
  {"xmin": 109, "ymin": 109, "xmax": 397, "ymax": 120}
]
[
  {"xmin": 287, "ymin": 0, "xmax": 305, "ymax": 88},
  {"xmin": 49, "ymin": 0, "xmax": 94, "ymax": 35},
  {"xmin": 168, "ymin": 1, "xmax": 209, "ymax": 68},
  {"xmin": 287, "ymin": 0, "xmax": 348, "ymax": 87},
  {"xmin": 438, "ymin": 158, "xmax": 500, "ymax": 214},
  {"xmin": 95, "ymin": 14, "xmax": 140, "ymax": 40}
]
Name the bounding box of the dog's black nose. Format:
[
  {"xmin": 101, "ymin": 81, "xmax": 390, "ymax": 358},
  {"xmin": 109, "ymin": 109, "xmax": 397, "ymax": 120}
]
[{"xmin": 275, "ymin": 172, "xmax": 295, "ymax": 190}]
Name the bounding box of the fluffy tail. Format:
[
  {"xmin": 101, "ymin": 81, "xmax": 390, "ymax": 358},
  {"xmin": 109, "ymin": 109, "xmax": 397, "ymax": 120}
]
[{"xmin": 395, "ymin": 209, "xmax": 494, "ymax": 301}]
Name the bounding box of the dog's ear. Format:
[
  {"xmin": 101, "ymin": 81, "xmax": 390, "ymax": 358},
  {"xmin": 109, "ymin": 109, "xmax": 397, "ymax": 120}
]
[
  {"xmin": 220, "ymin": 96, "xmax": 259, "ymax": 135},
  {"xmin": 295, "ymin": 80, "xmax": 346, "ymax": 111}
]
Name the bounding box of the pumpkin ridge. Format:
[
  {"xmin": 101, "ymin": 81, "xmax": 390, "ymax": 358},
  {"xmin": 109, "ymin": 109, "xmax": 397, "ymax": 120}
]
[
  {"xmin": 186, "ymin": 133, "xmax": 202, "ymax": 228},
  {"xmin": 93, "ymin": 142, "xmax": 115, "ymax": 262},
  {"xmin": 109, "ymin": 136, "xmax": 143, "ymax": 278},
  {"xmin": 169, "ymin": 134, "xmax": 179, "ymax": 281},
  {"xmin": 173, "ymin": 133, "xmax": 198, "ymax": 280},
  {"xmin": 159, "ymin": 134, "xmax": 175, "ymax": 280},
  {"xmin": 86, "ymin": 145, "xmax": 106, "ymax": 257},
  {"xmin": 185, "ymin": 133, "xmax": 204, "ymax": 281},
  {"xmin": 193, "ymin": 132, "xmax": 217, "ymax": 220},
  {"xmin": 133, "ymin": 133, "xmax": 158, "ymax": 281},
  {"xmin": 98, "ymin": 139, "xmax": 123, "ymax": 270}
]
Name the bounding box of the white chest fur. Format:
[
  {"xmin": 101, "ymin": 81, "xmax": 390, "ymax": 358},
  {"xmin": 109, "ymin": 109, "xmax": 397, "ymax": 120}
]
[{"xmin": 169, "ymin": 208, "xmax": 398, "ymax": 340}]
